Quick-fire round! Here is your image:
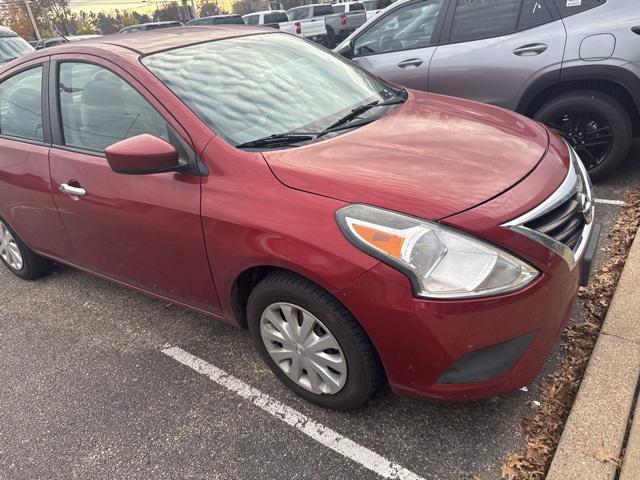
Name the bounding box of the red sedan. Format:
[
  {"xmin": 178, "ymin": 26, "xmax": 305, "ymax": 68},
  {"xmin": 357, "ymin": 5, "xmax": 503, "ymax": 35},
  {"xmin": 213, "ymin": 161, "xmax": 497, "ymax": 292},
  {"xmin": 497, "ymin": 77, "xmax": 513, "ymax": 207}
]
[{"xmin": 0, "ymin": 27, "xmax": 598, "ymax": 410}]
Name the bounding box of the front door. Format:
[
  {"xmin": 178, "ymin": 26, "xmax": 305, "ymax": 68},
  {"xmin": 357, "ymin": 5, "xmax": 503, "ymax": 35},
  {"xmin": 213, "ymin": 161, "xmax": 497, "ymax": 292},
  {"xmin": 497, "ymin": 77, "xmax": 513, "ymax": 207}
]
[
  {"xmin": 429, "ymin": 0, "xmax": 566, "ymax": 110},
  {"xmin": 48, "ymin": 57, "xmax": 220, "ymax": 313},
  {"xmin": 349, "ymin": 0, "xmax": 447, "ymax": 91}
]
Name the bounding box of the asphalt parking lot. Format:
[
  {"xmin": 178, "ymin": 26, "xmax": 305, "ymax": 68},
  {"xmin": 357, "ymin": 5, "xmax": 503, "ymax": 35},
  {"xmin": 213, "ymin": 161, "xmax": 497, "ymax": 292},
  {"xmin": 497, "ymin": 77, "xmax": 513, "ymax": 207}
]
[{"xmin": 1, "ymin": 140, "xmax": 639, "ymax": 480}]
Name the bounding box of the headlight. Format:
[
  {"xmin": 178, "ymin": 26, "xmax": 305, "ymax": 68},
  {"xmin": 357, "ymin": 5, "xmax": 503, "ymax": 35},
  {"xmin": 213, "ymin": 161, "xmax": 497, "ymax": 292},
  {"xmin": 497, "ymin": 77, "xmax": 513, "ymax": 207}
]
[{"xmin": 336, "ymin": 205, "xmax": 538, "ymax": 299}]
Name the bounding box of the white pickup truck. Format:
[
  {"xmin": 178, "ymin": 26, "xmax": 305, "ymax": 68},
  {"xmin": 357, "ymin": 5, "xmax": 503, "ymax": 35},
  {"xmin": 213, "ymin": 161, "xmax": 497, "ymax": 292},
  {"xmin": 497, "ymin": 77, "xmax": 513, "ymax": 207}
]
[
  {"xmin": 286, "ymin": 3, "xmax": 368, "ymax": 48},
  {"xmin": 242, "ymin": 9, "xmax": 330, "ymax": 46}
]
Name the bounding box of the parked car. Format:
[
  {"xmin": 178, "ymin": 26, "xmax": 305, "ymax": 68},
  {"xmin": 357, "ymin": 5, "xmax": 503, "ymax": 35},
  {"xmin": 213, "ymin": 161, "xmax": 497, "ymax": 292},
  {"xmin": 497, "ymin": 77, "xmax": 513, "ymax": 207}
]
[
  {"xmin": 336, "ymin": 0, "xmax": 640, "ymax": 179},
  {"xmin": 0, "ymin": 26, "xmax": 33, "ymax": 64},
  {"xmin": 35, "ymin": 35, "xmax": 102, "ymax": 49},
  {"xmin": 288, "ymin": 3, "xmax": 367, "ymax": 47},
  {"xmin": 119, "ymin": 21, "xmax": 183, "ymax": 34},
  {"xmin": 186, "ymin": 15, "xmax": 245, "ymax": 26},
  {"xmin": 0, "ymin": 27, "xmax": 597, "ymax": 410},
  {"xmin": 242, "ymin": 10, "xmax": 289, "ymax": 29}
]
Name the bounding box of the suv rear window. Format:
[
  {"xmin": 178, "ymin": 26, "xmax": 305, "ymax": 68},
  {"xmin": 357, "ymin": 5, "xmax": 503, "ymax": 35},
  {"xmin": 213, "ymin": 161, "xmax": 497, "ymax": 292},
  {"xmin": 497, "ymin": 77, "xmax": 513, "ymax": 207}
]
[
  {"xmin": 450, "ymin": 0, "xmax": 520, "ymax": 43},
  {"xmin": 553, "ymin": 0, "xmax": 606, "ymax": 18},
  {"xmin": 518, "ymin": 0, "xmax": 556, "ymax": 30}
]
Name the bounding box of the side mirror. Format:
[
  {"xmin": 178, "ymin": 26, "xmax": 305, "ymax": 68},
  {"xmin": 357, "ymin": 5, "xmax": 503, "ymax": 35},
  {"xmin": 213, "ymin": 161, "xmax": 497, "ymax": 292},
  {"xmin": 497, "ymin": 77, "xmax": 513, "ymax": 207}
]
[
  {"xmin": 336, "ymin": 40, "xmax": 354, "ymax": 59},
  {"xmin": 105, "ymin": 134, "xmax": 181, "ymax": 175}
]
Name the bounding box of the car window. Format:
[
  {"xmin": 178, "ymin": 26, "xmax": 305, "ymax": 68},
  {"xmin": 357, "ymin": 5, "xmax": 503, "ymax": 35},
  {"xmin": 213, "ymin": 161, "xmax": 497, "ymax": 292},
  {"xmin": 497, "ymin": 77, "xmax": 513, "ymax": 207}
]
[
  {"xmin": 313, "ymin": 5, "xmax": 335, "ymax": 16},
  {"xmin": 353, "ymin": 0, "xmax": 444, "ymax": 56},
  {"xmin": 221, "ymin": 16, "xmax": 245, "ymax": 24},
  {"xmin": 0, "ymin": 66, "xmax": 43, "ymax": 142},
  {"xmin": 58, "ymin": 63, "xmax": 169, "ymax": 153},
  {"xmin": 244, "ymin": 14, "xmax": 259, "ymax": 25},
  {"xmin": 350, "ymin": 3, "xmax": 366, "ymax": 11},
  {"xmin": 288, "ymin": 7, "xmax": 309, "ymax": 20},
  {"xmin": 143, "ymin": 33, "xmax": 394, "ymax": 146},
  {"xmin": 518, "ymin": 0, "xmax": 555, "ymax": 30},
  {"xmin": 450, "ymin": 0, "xmax": 521, "ymax": 43},
  {"xmin": 264, "ymin": 12, "xmax": 288, "ymax": 23},
  {"xmin": 334, "ymin": 5, "xmax": 346, "ymax": 13},
  {"xmin": 553, "ymin": 0, "xmax": 606, "ymax": 18}
]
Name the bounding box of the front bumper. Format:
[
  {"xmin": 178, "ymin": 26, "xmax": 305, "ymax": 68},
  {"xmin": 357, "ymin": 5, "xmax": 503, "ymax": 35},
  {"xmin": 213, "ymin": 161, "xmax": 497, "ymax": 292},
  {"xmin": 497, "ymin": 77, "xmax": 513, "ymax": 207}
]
[{"xmin": 335, "ymin": 134, "xmax": 597, "ymax": 401}]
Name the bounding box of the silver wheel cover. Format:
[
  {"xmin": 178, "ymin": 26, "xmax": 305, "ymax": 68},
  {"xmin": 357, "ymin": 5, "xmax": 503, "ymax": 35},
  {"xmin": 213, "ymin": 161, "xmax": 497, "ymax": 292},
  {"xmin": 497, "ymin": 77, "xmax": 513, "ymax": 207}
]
[
  {"xmin": 260, "ymin": 302, "xmax": 348, "ymax": 395},
  {"xmin": 0, "ymin": 221, "xmax": 23, "ymax": 271}
]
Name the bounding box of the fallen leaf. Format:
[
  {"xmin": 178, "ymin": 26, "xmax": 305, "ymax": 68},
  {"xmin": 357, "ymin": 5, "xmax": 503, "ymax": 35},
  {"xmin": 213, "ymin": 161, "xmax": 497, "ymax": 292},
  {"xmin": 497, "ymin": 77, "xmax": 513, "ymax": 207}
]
[{"xmin": 594, "ymin": 442, "xmax": 622, "ymax": 467}]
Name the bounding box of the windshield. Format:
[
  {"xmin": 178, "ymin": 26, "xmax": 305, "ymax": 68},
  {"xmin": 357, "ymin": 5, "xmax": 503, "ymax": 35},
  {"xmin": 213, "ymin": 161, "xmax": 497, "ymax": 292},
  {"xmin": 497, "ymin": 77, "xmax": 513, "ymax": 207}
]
[
  {"xmin": 0, "ymin": 36, "xmax": 34, "ymax": 64},
  {"xmin": 143, "ymin": 33, "xmax": 396, "ymax": 146}
]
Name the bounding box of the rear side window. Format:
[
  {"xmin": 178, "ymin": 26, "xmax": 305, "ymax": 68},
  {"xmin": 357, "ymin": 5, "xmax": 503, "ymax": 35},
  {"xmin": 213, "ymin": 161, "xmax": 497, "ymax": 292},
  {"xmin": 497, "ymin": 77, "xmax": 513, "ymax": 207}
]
[
  {"xmin": 553, "ymin": 0, "xmax": 606, "ymax": 18},
  {"xmin": 313, "ymin": 5, "xmax": 335, "ymax": 16},
  {"xmin": 0, "ymin": 67, "xmax": 43, "ymax": 142},
  {"xmin": 518, "ymin": 0, "xmax": 555, "ymax": 30},
  {"xmin": 334, "ymin": 5, "xmax": 346, "ymax": 13},
  {"xmin": 219, "ymin": 16, "xmax": 245, "ymax": 24},
  {"xmin": 350, "ymin": 3, "xmax": 366, "ymax": 11},
  {"xmin": 264, "ymin": 12, "xmax": 288, "ymax": 23},
  {"xmin": 58, "ymin": 63, "xmax": 169, "ymax": 153},
  {"xmin": 450, "ymin": 0, "xmax": 521, "ymax": 43},
  {"xmin": 244, "ymin": 14, "xmax": 259, "ymax": 25}
]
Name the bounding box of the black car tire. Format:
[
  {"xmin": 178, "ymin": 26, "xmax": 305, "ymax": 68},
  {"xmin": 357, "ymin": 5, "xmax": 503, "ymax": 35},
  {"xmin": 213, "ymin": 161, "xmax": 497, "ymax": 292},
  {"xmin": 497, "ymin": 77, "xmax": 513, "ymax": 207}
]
[
  {"xmin": 326, "ymin": 28, "xmax": 337, "ymax": 49},
  {"xmin": 0, "ymin": 218, "xmax": 53, "ymax": 280},
  {"xmin": 247, "ymin": 271, "xmax": 383, "ymax": 410},
  {"xmin": 534, "ymin": 90, "xmax": 632, "ymax": 180}
]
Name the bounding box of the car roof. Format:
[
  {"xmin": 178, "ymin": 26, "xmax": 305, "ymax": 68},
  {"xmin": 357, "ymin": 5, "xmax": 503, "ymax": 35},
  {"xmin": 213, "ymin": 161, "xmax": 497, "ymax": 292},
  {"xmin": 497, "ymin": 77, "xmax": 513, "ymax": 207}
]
[{"xmin": 41, "ymin": 26, "xmax": 273, "ymax": 56}]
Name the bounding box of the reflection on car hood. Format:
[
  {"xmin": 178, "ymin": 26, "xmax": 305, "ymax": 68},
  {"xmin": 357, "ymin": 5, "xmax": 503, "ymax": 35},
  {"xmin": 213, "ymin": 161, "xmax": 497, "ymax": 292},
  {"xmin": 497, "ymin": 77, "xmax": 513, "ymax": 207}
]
[{"xmin": 263, "ymin": 90, "xmax": 550, "ymax": 220}]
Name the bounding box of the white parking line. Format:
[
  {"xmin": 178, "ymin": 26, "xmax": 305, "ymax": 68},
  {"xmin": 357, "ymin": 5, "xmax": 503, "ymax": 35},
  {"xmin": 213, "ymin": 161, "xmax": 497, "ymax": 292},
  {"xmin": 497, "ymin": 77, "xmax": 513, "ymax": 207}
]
[
  {"xmin": 162, "ymin": 345, "xmax": 425, "ymax": 480},
  {"xmin": 594, "ymin": 198, "xmax": 627, "ymax": 206}
]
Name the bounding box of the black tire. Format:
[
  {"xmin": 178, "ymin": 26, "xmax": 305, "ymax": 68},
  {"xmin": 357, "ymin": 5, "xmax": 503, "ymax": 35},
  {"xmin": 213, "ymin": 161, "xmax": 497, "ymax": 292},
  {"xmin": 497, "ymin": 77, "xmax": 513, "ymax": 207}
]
[
  {"xmin": 247, "ymin": 271, "xmax": 383, "ymax": 410},
  {"xmin": 0, "ymin": 218, "xmax": 53, "ymax": 280},
  {"xmin": 534, "ymin": 90, "xmax": 632, "ymax": 180},
  {"xmin": 326, "ymin": 28, "xmax": 337, "ymax": 49}
]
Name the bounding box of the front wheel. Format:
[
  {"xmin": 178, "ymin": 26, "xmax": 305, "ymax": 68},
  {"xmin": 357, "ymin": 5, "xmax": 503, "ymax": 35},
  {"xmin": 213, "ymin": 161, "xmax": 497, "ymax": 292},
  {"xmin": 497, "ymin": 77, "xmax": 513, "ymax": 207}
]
[
  {"xmin": 247, "ymin": 271, "xmax": 383, "ymax": 410},
  {"xmin": 534, "ymin": 90, "xmax": 632, "ymax": 180}
]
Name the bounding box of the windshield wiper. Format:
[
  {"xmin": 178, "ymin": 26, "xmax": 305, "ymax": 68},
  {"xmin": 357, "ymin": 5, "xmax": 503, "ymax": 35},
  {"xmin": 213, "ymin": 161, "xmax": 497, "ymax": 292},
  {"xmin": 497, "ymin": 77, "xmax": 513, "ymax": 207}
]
[
  {"xmin": 236, "ymin": 133, "xmax": 315, "ymax": 149},
  {"xmin": 318, "ymin": 97, "xmax": 406, "ymax": 138}
]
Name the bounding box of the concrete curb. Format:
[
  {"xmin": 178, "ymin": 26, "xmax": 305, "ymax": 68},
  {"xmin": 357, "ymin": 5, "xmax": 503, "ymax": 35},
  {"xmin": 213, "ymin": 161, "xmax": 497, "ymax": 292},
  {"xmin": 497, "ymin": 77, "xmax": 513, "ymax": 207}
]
[{"xmin": 547, "ymin": 232, "xmax": 640, "ymax": 480}]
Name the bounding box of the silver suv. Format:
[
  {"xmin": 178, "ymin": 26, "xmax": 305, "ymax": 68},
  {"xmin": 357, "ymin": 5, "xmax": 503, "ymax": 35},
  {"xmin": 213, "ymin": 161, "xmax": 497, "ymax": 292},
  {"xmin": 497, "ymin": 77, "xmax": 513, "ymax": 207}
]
[{"xmin": 336, "ymin": 0, "xmax": 640, "ymax": 179}]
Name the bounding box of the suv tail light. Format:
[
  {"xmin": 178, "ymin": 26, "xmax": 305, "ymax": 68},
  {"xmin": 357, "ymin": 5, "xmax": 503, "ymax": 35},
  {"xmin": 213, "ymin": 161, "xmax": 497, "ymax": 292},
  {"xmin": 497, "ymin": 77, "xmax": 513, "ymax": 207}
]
[
  {"xmin": 340, "ymin": 13, "xmax": 347, "ymax": 26},
  {"xmin": 295, "ymin": 21, "xmax": 302, "ymax": 34}
]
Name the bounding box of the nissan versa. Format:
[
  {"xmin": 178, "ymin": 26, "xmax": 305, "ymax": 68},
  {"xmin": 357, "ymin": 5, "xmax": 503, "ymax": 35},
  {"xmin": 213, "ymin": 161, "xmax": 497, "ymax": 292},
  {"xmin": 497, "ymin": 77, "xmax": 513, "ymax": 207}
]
[{"xmin": 0, "ymin": 27, "xmax": 598, "ymax": 410}]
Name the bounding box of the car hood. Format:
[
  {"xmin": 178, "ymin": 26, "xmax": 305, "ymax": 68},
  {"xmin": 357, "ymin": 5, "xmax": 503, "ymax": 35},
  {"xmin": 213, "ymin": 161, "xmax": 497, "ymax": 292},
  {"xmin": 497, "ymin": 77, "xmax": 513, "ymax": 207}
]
[{"xmin": 263, "ymin": 90, "xmax": 550, "ymax": 220}]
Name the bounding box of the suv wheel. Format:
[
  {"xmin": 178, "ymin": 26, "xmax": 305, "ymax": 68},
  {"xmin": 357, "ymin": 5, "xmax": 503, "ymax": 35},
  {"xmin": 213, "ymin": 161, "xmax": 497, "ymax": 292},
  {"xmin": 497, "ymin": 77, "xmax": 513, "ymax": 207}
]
[
  {"xmin": 534, "ymin": 90, "xmax": 632, "ymax": 180},
  {"xmin": 0, "ymin": 218, "xmax": 53, "ymax": 280},
  {"xmin": 247, "ymin": 271, "xmax": 383, "ymax": 410}
]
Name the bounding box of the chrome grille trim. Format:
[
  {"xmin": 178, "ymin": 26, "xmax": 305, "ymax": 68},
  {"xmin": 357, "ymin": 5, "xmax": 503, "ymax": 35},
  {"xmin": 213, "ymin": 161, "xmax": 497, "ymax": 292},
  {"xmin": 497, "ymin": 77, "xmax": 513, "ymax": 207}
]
[{"xmin": 502, "ymin": 144, "xmax": 594, "ymax": 271}]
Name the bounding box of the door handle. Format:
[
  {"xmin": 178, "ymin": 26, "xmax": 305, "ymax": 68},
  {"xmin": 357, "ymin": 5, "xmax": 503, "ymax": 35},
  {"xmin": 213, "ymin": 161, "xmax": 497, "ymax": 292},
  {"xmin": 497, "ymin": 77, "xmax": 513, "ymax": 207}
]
[
  {"xmin": 513, "ymin": 43, "xmax": 548, "ymax": 56},
  {"xmin": 59, "ymin": 183, "xmax": 87, "ymax": 197},
  {"xmin": 398, "ymin": 58, "xmax": 423, "ymax": 68}
]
